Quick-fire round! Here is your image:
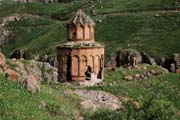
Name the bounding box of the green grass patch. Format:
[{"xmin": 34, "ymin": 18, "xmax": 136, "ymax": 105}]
[{"xmin": 0, "ymin": 74, "xmax": 80, "ymax": 120}]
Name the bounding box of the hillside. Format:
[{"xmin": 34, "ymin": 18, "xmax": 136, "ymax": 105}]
[
  {"xmin": 0, "ymin": 0, "xmax": 179, "ymax": 60},
  {"xmin": 0, "ymin": 1, "xmax": 180, "ymax": 119},
  {"xmin": 1, "ymin": 64, "xmax": 180, "ymax": 119}
]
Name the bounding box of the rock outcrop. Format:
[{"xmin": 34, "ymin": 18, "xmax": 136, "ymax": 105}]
[
  {"xmin": 162, "ymin": 53, "xmax": 180, "ymax": 73},
  {"xmin": 27, "ymin": 75, "xmax": 40, "ymax": 93},
  {"xmin": 118, "ymin": 49, "xmax": 142, "ymax": 67},
  {"xmin": 106, "ymin": 53, "xmax": 117, "ymax": 69},
  {"xmin": 7, "ymin": 59, "xmax": 58, "ymax": 83},
  {"xmin": 0, "ymin": 52, "xmax": 19, "ymax": 81},
  {"xmin": 74, "ymin": 90, "xmax": 121, "ymax": 111},
  {"xmin": 0, "ymin": 52, "xmax": 58, "ymax": 93},
  {"xmin": 141, "ymin": 52, "xmax": 157, "ymax": 65}
]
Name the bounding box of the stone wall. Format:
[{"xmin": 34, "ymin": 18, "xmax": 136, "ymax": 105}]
[
  {"xmin": 68, "ymin": 24, "xmax": 95, "ymax": 42},
  {"xmin": 57, "ymin": 47, "xmax": 104, "ymax": 82}
]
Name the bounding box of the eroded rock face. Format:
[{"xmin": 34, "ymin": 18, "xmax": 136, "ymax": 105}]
[
  {"xmin": 119, "ymin": 49, "xmax": 142, "ymax": 67},
  {"xmin": 39, "ymin": 62, "xmax": 58, "ymax": 82},
  {"xmin": 0, "ymin": 52, "xmax": 19, "ymax": 81},
  {"xmin": 106, "ymin": 53, "xmax": 117, "ymax": 69},
  {"xmin": 162, "ymin": 53, "xmax": 180, "ymax": 73},
  {"xmin": 3, "ymin": 58, "xmax": 58, "ymax": 93},
  {"xmin": 27, "ymin": 75, "xmax": 40, "ymax": 93},
  {"xmin": 141, "ymin": 52, "xmax": 157, "ymax": 65},
  {"xmin": 173, "ymin": 53, "xmax": 180, "ymax": 69},
  {"xmin": 74, "ymin": 90, "xmax": 121, "ymax": 111},
  {"xmin": 5, "ymin": 69, "xmax": 19, "ymax": 81},
  {"xmin": 0, "ymin": 52, "xmax": 6, "ymax": 66}
]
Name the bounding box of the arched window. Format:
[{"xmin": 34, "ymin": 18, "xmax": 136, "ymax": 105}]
[
  {"xmin": 72, "ymin": 55, "xmax": 79, "ymax": 76},
  {"xmin": 94, "ymin": 55, "xmax": 100, "ymax": 74},
  {"xmin": 89, "ymin": 26, "xmax": 94, "ymax": 40},
  {"xmin": 84, "ymin": 25, "xmax": 90, "ymax": 40},
  {"xmin": 69, "ymin": 25, "xmax": 76, "ymax": 40},
  {"xmin": 88, "ymin": 55, "xmax": 94, "ymax": 72},
  {"xmin": 77, "ymin": 25, "xmax": 84, "ymax": 39},
  {"xmin": 80, "ymin": 55, "xmax": 87, "ymax": 76}
]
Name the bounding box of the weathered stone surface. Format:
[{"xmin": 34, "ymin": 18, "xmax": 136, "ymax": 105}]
[
  {"xmin": 141, "ymin": 52, "xmax": 157, "ymax": 65},
  {"xmin": 176, "ymin": 69, "xmax": 180, "ymax": 74},
  {"xmin": 124, "ymin": 75, "xmax": 133, "ymax": 81},
  {"xmin": 173, "ymin": 53, "xmax": 180, "ymax": 69},
  {"xmin": 57, "ymin": 10, "xmax": 104, "ymax": 82},
  {"xmin": 0, "ymin": 52, "xmax": 5, "ymax": 66},
  {"xmin": 40, "ymin": 62, "xmax": 58, "ymax": 82},
  {"xmin": 160, "ymin": 53, "xmax": 180, "ymax": 73},
  {"xmin": 0, "ymin": 52, "xmax": 19, "ymax": 81},
  {"xmin": 27, "ymin": 75, "xmax": 40, "ymax": 93},
  {"xmin": 170, "ymin": 63, "xmax": 176, "ymax": 73},
  {"xmin": 119, "ymin": 49, "xmax": 142, "ymax": 67},
  {"xmin": 5, "ymin": 59, "xmax": 58, "ymax": 92},
  {"xmin": 5, "ymin": 69, "xmax": 19, "ymax": 81},
  {"xmin": 74, "ymin": 90, "xmax": 121, "ymax": 111},
  {"xmin": 106, "ymin": 53, "xmax": 117, "ymax": 69}
]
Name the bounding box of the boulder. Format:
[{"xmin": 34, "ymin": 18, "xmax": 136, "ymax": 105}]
[
  {"xmin": 170, "ymin": 63, "xmax": 176, "ymax": 73},
  {"xmin": 176, "ymin": 69, "xmax": 180, "ymax": 74},
  {"xmin": 5, "ymin": 69, "xmax": 19, "ymax": 81},
  {"xmin": 124, "ymin": 75, "xmax": 133, "ymax": 81},
  {"xmin": 172, "ymin": 53, "xmax": 180, "ymax": 69},
  {"xmin": 27, "ymin": 75, "xmax": 40, "ymax": 93},
  {"xmin": 74, "ymin": 90, "xmax": 121, "ymax": 111},
  {"xmin": 0, "ymin": 52, "xmax": 5, "ymax": 66},
  {"xmin": 106, "ymin": 53, "xmax": 117, "ymax": 69},
  {"xmin": 141, "ymin": 52, "xmax": 157, "ymax": 65},
  {"xmin": 119, "ymin": 49, "xmax": 142, "ymax": 67},
  {"xmin": 161, "ymin": 53, "xmax": 180, "ymax": 72}
]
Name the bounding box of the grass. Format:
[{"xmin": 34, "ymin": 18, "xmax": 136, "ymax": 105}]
[
  {"xmin": 84, "ymin": 65, "xmax": 180, "ymax": 119},
  {"xmin": 0, "ymin": 64, "xmax": 180, "ymax": 119},
  {"xmin": 84, "ymin": 0, "xmax": 177, "ymax": 15},
  {"xmin": 0, "ymin": 0, "xmax": 180, "ymax": 60},
  {"xmin": 2, "ymin": 11, "xmax": 180, "ymax": 60},
  {"xmin": 0, "ymin": 74, "xmax": 80, "ymax": 120},
  {"xmin": 95, "ymin": 12, "xmax": 180, "ymax": 60},
  {"xmin": 1, "ymin": 1, "xmax": 180, "ymax": 119},
  {"xmin": 2, "ymin": 16, "xmax": 66, "ymax": 57}
]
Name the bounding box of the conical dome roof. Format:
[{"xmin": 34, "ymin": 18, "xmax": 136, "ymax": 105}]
[{"xmin": 69, "ymin": 9, "xmax": 95, "ymax": 26}]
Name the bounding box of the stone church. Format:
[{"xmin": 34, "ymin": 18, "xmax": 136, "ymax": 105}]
[{"xmin": 57, "ymin": 10, "xmax": 105, "ymax": 82}]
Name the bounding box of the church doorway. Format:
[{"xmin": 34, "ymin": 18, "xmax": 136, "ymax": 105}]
[{"xmin": 85, "ymin": 66, "xmax": 92, "ymax": 80}]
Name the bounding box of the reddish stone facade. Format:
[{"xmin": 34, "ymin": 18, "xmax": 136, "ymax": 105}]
[{"xmin": 57, "ymin": 10, "xmax": 105, "ymax": 82}]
